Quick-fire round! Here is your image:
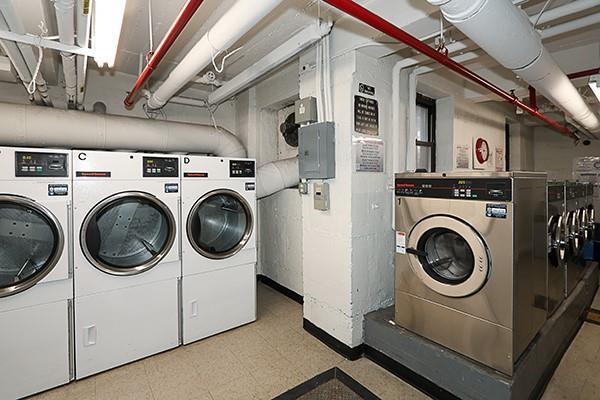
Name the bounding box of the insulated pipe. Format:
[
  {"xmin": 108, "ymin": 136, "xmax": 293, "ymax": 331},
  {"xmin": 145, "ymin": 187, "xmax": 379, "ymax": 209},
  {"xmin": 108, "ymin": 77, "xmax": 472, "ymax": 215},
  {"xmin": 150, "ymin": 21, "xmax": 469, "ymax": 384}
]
[
  {"xmin": 0, "ymin": 13, "xmax": 35, "ymax": 94},
  {"xmin": 0, "ymin": 0, "xmax": 51, "ymax": 106},
  {"xmin": 55, "ymin": 0, "xmax": 77, "ymax": 107},
  {"xmin": 0, "ymin": 102, "xmax": 246, "ymax": 157},
  {"xmin": 324, "ymin": 0, "xmax": 577, "ymax": 139},
  {"xmin": 146, "ymin": 0, "xmax": 284, "ymax": 110},
  {"xmin": 427, "ymin": 0, "xmax": 600, "ymax": 134},
  {"xmin": 75, "ymin": 0, "xmax": 92, "ymax": 108},
  {"xmin": 124, "ymin": 0, "xmax": 206, "ymax": 108},
  {"xmin": 256, "ymin": 157, "xmax": 300, "ymax": 199}
]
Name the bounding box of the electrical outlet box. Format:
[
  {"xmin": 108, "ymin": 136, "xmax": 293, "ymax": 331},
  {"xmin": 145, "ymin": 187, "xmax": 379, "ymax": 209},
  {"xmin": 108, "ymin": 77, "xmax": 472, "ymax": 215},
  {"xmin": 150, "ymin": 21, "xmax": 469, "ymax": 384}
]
[
  {"xmin": 299, "ymin": 122, "xmax": 335, "ymax": 180},
  {"xmin": 314, "ymin": 182, "xmax": 330, "ymax": 211},
  {"xmin": 295, "ymin": 97, "xmax": 318, "ymax": 125}
]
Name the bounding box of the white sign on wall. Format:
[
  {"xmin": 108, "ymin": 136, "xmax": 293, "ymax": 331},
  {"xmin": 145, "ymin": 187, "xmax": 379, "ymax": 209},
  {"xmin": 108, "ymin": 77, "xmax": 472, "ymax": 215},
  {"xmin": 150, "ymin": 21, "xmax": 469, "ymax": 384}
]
[
  {"xmin": 495, "ymin": 147, "xmax": 504, "ymax": 172},
  {"xmin": 354, "ymin": 137, "xmax": 384, "ymax": 172},
  {"xmin": 455, "ymin": 144, "xmax": 470, "ymax": 169},
  {"xmin": 473, "ymin": 137, "xmax": 490, "ymax": 170}
]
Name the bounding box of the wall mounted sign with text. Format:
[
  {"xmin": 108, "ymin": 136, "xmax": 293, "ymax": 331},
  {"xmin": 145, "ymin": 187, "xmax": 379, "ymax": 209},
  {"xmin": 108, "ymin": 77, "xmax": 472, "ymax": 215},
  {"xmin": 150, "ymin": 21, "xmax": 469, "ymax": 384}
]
[{"xmin": 354, "ymin": 95, "xmax": 379, "ymax": 136}]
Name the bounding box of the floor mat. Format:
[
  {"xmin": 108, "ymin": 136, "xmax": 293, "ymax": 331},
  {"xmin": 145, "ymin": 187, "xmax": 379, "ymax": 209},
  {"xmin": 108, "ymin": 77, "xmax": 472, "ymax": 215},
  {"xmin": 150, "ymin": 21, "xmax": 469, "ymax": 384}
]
[{"xmin": 274, "ymin": 367, "xmax": 380, "ymax": 400}]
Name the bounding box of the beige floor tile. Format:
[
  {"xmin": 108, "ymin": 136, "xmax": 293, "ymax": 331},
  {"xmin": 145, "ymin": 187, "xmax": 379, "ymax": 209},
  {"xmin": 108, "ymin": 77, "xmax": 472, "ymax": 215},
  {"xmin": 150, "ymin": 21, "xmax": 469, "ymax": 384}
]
[
  {"xmin": 339, "ymin": 358, "xmax": 418, "ymax": 397},
  {"xmin": 94, "ymin": 362, "xmax": 153, "ymax": 400},
  {"xmin": 148, "ymin": 373, "xmax": 213, "ymax": 400},
  {"xmin": 209, "ymin": 375, "xmax": 261, "ymax": 400},
  {"xmin": 591, "ymin": 287, "xmax": 600, "ymax": 309},
  {"xmin": 30, "ymin": 377, "xmax": 96, "ymax": 400}
]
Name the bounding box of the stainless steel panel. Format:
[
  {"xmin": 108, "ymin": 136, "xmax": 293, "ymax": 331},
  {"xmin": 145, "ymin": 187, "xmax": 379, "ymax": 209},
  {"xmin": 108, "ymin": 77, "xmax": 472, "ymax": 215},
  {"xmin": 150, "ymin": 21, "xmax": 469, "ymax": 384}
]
[
  {"xmin": 395, "ymin": 290, "xmax": 514, "ymax": 375},
  {"xmin": 512, "ymin": 177, "xmax": 547, "ymax": 359},
  {"xmin": 547, "ymin": 182, "xmax": 566, "ymax": 316},
  {"xmin": 394, "ymin": 173, "xmax": 547, "ymax": 376}
]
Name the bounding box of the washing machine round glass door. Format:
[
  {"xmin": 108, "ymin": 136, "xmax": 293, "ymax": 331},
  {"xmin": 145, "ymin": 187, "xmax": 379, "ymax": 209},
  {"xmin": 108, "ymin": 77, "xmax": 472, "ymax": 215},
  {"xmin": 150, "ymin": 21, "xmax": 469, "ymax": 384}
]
[
  {"xmin": 81, "ymin": 191, "xmax": 176, "ymax": 276},
  {"xmin": 406, "ymin": 215, "xmax": 489, "ymax": 298},
  {"xmin": 548, "ymin": 214, "xmax": 567, "ymax": 268},
  {"xmin": 187, "ymin": 189, "xmax": 253, "ymax": 260},
  {"xmin": 578, "ymin": 208, "xmax": 589, "ymax": 241},
  {"xmin": 0, "ymin": 195, "xmax": 64, "ymax": 297}
]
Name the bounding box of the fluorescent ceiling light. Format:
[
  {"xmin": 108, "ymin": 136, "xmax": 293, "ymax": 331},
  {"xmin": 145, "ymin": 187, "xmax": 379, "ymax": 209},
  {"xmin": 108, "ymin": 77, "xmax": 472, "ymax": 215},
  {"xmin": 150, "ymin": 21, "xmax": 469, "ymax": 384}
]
[
  {"xmin": 93, "ymin": 0, "xmax": 127, "ymax": 68},
  {"xmin": 590, "ymin": 74, "xmax": 600, "ymax": 103}
]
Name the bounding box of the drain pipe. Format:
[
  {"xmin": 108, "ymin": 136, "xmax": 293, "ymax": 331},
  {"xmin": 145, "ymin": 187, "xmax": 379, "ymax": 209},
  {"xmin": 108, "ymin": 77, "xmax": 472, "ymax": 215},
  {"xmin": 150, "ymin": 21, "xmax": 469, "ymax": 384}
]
[
  {"xmin": 323, "ymin": 0, "xmax": 578, "ymax": 139},
  {"xmin": 55, "ymin": 0, "xmax": 77, "ymax": 108},
  {"xmin": 146, "ymin": 0, "xmax": 284, "ymax": 110},
  {"xmin": 426, "ymin": 0, "xmax": 600, "ymax": 134}
]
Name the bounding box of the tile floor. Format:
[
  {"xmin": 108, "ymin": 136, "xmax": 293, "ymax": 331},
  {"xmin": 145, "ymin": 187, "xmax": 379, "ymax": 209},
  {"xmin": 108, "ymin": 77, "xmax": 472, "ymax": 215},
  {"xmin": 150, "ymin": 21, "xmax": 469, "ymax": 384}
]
[{"xmin": 31, "ymin": 284, "xmax": 600, "ymax": 400}]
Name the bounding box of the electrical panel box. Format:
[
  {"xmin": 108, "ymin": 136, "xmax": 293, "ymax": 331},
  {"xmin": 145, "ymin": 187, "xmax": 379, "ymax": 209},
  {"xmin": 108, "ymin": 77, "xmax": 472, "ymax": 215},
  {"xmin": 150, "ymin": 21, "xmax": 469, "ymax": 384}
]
[
  {"xmin": 314, "ymin": 182, "xmax": 330, "ymax": 211},
  {"xmin": 295, "ymin": 97, "xmax": 318, "ymax": 125},
  {"xmin": 299, "ymin": 122, "xmax": 335, "ymax": 180}
]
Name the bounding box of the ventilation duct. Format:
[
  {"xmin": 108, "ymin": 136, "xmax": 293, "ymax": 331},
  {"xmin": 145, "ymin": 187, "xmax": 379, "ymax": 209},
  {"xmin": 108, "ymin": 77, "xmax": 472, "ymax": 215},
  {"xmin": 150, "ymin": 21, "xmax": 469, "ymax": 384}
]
[
  {"xmin": 427, "ymin": 0, "xmax": 600, "ymax": 133},
  {"xmin": 0, "ymin": 102, "xmax": 299, "ymax": 196}
]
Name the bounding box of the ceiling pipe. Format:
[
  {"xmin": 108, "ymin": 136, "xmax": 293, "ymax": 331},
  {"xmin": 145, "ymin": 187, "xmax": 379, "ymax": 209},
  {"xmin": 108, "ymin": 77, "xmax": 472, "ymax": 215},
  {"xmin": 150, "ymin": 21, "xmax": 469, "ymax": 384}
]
[
  {"xmin": 0, "ymin": 14, "xmax": 37, "ymax": 101},
  {"xmin": 426, "ymin": 0, "xmax": 599, "ymax": 134},
  {"xmin": 323, "ymin": 0, "xmax": 578, "ymax": 140},
  {"xmin": 0, "ymin": 0, "xmax": 52, "ymax": 106},
  {"xmin": 145, "ymin": 0, "xmax": 285, "ymax": 110},
  {"xmin": 55, "ymin": 0, "xmax": 77, "ymax": 108},
  {"xmin": 568, "ymin": 68, "xmax": 600, "ymax": 80},
  {"xmin": 75, "ymin": 0, "xmax": 92, "ymax": 109},
  {"xmin": 532, "ymin": 0, "xmax": 600, "ymax": 26},
  {"xmin": 124, "ymin": 0, "xmax": 207, "ymax": 109}
]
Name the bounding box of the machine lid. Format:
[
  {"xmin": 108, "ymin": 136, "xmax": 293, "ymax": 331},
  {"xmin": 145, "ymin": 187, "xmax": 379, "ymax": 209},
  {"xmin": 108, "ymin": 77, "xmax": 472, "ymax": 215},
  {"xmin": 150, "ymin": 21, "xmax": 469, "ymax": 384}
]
[
  {"xmin": 406, "ymin": 215, "xmax": 489, "ymax": 298},
  {"xmin": 548, "ymin": 214, "xmax": 567, "ymax": 268},
  {"xmin": 81, "ymin": 191, "xmax": 176, "ymax": 276},
  {"xmin": 187, "ymin": 189, "xmax": 253, "ymax": 260},
  {"xmin": 0, "ymin": 195, "xmax": 64, "ymax": 297}
]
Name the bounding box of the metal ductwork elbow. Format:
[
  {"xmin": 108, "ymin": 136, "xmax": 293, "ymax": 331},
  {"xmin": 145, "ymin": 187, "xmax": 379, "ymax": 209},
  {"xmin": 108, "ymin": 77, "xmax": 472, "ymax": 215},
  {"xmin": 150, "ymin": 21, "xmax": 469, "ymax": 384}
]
[{"xmin": 427, "ymin": 0, "xmax": 600, "ymax": 134}]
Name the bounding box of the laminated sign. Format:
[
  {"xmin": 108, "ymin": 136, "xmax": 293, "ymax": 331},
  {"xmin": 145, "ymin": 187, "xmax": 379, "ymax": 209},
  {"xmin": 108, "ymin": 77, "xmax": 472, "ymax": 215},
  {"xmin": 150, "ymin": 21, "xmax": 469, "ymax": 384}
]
[
  {"xmin": 395, "ymin": 231, "xmax": 406, "ymax": 254},
  {"xmin": 354, "ymin": 137, "xmax": 384, "ymax": 172}
]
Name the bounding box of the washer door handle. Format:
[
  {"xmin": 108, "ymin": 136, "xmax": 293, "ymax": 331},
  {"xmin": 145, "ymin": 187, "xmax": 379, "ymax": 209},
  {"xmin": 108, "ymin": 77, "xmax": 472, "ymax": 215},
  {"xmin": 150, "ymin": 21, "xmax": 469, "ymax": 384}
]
[
  {"xmin": 406, "ymin": 248, "xmax": 427, "ymax": 257},
  {"xmin": 83, "ymin": 325, "xmax": 97, "ymax": 347}
]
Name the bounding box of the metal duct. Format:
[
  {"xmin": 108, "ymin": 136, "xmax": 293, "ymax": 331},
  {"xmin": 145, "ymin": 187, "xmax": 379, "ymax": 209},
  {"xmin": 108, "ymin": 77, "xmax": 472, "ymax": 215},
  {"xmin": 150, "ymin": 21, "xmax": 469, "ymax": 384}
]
[
  {"xmin": 427, "ymin": 0, "xmax": 600, "ymax": 133},
  {"xmin": 0, "ymin": 102, "xmax": 246, "ymax": 157},
  {"xmin": 256, "ymin": 157, "xmax": 300, "ymax": 199},
  {"xmin": 0, "ymin": 102, "xmax": 299, "ymax": 196}
]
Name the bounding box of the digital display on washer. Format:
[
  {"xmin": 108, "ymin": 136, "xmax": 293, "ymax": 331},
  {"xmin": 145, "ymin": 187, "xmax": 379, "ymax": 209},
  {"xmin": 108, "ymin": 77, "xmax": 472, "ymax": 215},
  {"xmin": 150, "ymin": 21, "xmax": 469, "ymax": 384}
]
[
  {"xmin": 143, "ymin": 157, "xmax": 179, "ymax": 178},
  {"xmin": 548, "ymin": 185, "xmax": 564, "ymax": 202},
  {"xmin": 395, "ymin": 178, "xmax": 512, "ymax": 201},
  {"xmin": 15, "ymin": 151, "xmax": 68, "ymax": 177},
  {"xmin": 230, "ymin": 160, "xmax": 255, "ymax": 178}
]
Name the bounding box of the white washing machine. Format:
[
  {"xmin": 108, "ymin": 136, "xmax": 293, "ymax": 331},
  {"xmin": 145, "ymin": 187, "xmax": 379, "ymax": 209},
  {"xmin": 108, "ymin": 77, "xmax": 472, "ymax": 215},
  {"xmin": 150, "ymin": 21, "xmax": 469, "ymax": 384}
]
[
  {"xmin": 72, "ymin": 150, "xmax": 181, "ymax": 378},
  {"xmin": 181, "ymin": 156, "xmax": 257, "ymax": 344},
  {"xmin": 0, "ymin": 147, "xmax": 73, "ymax": 399}
]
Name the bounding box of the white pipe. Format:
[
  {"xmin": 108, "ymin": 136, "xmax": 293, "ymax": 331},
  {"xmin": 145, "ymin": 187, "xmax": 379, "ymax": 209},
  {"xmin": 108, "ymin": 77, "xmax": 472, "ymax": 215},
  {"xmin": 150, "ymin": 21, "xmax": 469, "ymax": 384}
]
[
  {"xmin": 208, "ymin": 21, "xmax": 332, "ymax": 105},
  {"xmin": 256, "ymin": 157, "xmax": 300, "ymax": 199},
  {"xmin": 539, "ymin": 12, "xmax": 600, "ymax": 38},
  {"xmin": 147, "ymin": 0, "xmax": 284, "ymax": 109},
  {"xmin": 533, "ymin": 0, "xmax": 600, "ymax": 26},
  {"xmin": 0, "ymin": 0, "xmax": 51, "ymax": 106},
  {"xmin": 0, "ymin": 13, "xmax": 34, "ymax": 95},
  {"xmin": 0, "ymin": 102, "xmax": 246, "ymax": 157},
  {"xmin": 75, "ymin": 0, "xmax": 92, "ymax": 108},
  {"xmin": 324, "ymin": 32, "xmax": 333, "ymax": 121},
  {"xmin": 55, "ymin": 0, "xmax": 77, "ymax": 106},
  {"xmin": 428, "ymin": 0, "xmax": 600, "ymax": 133},
  {"xmin": 142, "ymin": 89, "xmax": 208, "ymax": 108}
]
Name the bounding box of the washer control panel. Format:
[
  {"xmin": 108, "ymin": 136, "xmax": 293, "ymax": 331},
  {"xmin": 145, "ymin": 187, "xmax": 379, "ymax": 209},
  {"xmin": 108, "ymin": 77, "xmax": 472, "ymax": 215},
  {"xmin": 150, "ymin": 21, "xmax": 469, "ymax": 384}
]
[
  {"xmin": 395, "ymin": 178, "xmax": 512, "ymax": 201},
  {"xmin": 143, "ymin": 157, "xmax": 179, "ymax": 178},
  {"xmin": 548, "ymin": 184, "xmax": 564, "ymax": 202},
  {"xmin": 230, "ymin": 160, "xmax": 255, "ymax": 178},
  {"xmin": 15, "ymin": 151, "xmax": 68, "ymax": 177}
]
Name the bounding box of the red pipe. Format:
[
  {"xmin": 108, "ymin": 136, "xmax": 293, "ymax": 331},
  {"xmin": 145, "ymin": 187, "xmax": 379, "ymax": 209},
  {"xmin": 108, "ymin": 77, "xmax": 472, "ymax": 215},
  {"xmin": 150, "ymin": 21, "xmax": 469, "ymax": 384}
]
[
  {"xmin": 323, "ymin": 0, "xmax": 578, "ymax": 140},
  {"xmin": 124, "ymin": 0, "xmax": 206, "ymax": 109},
  {"xmin": 567, "ymin": 68, "xmax": 600, "ymax": 80}
]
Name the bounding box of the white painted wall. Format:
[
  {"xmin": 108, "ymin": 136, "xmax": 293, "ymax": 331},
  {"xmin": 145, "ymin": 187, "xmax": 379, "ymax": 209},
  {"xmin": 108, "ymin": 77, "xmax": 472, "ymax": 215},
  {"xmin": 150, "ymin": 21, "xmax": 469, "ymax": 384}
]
[
  {"xmin": 415, "ymin": 72, "xmax": 507, "ymax": 172},
  {"xmin": 533, "ymin": 127, "xmax": 600, "ymax": 180},
  {"xmin": 237, "ymin": 62, "xmax": 304, "ymax": 295}
]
